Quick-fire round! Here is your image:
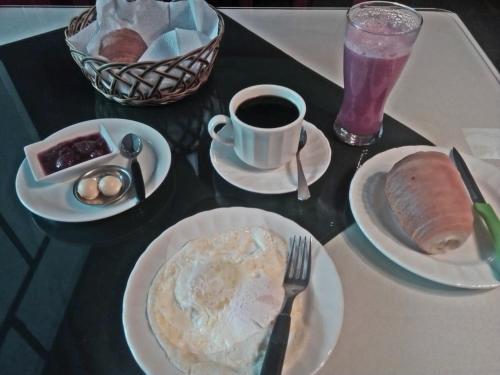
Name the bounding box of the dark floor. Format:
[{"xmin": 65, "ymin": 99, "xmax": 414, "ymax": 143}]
[{"xmin": 1, "ymin": 0, "xmax": 499, "ymax": 70}]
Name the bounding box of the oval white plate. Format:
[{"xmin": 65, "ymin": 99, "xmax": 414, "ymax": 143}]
[
  {"xmin": 210, "ymin": 121, "xmax": 331, "ymax": 194},
  {"xmin": 15, "ymin": 118, "xmax": 171, "ymax": 223},
  {"xmin": 123, "ymin": 207, "xmax": 344, "ymax": 375},
  {"xmin": 350, "ymin": 145, "xmax": 500, "ymax": 289}
]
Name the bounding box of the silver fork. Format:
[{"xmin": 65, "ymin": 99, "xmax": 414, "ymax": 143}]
[{"xmin": 260, "ymin": 236, "xmax": 312, "ymax": 375}]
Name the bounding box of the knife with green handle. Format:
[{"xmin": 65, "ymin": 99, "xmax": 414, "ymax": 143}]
[{"xmin": 451, "ymin": 148, "xmax": 500, "ymax": 258}]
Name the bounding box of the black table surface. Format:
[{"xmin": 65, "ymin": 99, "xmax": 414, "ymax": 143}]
[{"xmin": 0, "ymin": 13, "xmax": 431, "ymax": 374}]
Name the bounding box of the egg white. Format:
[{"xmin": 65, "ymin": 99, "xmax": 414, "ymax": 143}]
[{"xmin": 147, "ymin": 227, "xmax": 304, "ymax": 374}]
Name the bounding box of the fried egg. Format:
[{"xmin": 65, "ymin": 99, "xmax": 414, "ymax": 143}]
[{"xmin": 147, "ymin": 227, "xmax": 304, "ymax": 374}]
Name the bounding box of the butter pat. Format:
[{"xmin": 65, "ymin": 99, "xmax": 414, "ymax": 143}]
[
  {"xmin": 77, "ymin": 178, "xmax": 99, "ymax": 200},
  {"xmin": 98, "ymin": 175, "xmax": 122, "ymax": 196}
]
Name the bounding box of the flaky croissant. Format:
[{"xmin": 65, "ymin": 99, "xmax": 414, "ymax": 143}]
[{"xmin": 385, "ymin": 151, "xmax": 473, "ymax": 254}]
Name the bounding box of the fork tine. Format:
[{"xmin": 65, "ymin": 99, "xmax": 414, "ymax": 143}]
[
  {"xmin": 305, "ymin": 237, "xmax": 312, "ymax": 283},
  {"xmin": 296, "ymin": 236, "xmax": 306, "ymax": 279},
  {"xmin": 285, "ymin": 236, "xmax": 296, "ymax": 280},
  {"xmin": 290, "ymin": 236, "xmax": 301, "ymax": 279}
]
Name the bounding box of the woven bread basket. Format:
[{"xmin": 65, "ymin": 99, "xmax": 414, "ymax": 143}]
[{"xmin": 64, "ymin": 5, "xmax": 224, "ymax": 106}]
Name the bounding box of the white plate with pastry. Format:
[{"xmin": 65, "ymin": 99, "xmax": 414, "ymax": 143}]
[
  {"xmin": 123, "ymin": 207, "xmax": 343, "ymax": 375},
  {"xmin": 15, "ymin": 118, "xmax": 171, "ymax": 222},
  {"xmin": 350, "ymin": 145, "xmax": 500, "ymax": 289}
]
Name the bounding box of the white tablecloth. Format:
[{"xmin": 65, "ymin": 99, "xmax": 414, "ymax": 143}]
[{"xmin": 320, "ymin": 225, "xmax": 500, "ymax": 375}]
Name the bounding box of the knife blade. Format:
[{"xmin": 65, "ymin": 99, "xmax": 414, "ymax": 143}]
[
  {"xmin": 451, "ymin": 148, "xmax": 500, "ymax": 258},
  {"xmin": 451, "ymin": 148, "xmax": 485, "ymax": 203}
]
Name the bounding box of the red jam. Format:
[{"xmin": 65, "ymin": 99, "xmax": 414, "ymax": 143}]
[{"xmin": 37, "ymin": 133, "xmax": 111, "ymax": 175}]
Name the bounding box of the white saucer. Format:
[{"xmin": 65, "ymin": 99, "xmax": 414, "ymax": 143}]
[
  {"xmin": 15, "ymin": 118, "xmax": 171, "ymax": 223},
  {"xmin": 210, "ymin": 121, "xmax": 331, "ymax": 194},
  {"xmin": 350, "ymin": 145, "xmax": 500, "ymax": 289},
  {"xmin": 123, "ymin": 207, "xmax": 344, "ymax": 375}
]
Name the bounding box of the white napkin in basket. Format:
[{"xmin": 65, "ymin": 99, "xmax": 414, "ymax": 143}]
[{"xmin": 68, "ymin": 0, "xmax": 219, "ymax": 62}]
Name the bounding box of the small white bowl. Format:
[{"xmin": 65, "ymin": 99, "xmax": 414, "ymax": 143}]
[{"xmin": 24, "ymin": 124, "xmax": 119, "ymax": 184}]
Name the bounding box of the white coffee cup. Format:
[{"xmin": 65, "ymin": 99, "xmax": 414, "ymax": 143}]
[{"xmin": 208, "ymin": 84, "xmax": 306, "ymax": 169}]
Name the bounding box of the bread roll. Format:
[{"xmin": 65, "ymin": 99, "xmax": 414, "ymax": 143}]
[
  {"xmin": 99, "ymin": 28, "xmax": 147, "ymax": 63},
  {"xmin": 385, "ymin": 151, "xmax": 473, "ymax": 254}
]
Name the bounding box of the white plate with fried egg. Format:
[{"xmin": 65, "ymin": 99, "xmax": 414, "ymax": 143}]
[{"xmin": 123, "ymin": 207, "xmax": 343, "ymax": 375}]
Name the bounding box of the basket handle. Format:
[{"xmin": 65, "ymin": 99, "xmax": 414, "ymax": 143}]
[{"xmin": 208, "ymin": 115, "xmax": 234, "ymax": 147}]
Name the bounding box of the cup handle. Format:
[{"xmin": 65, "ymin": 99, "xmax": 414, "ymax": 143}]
[{"xmin": 208, "ymin": 115, "xmax": 234, "ymax": 147}]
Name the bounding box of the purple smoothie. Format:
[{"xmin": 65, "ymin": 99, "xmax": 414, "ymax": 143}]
[
  {"xmin": 334, "ymin": 2, "xmax": 422, "ymax": 146},
  {"xmin": 337, "ymin": 45, "xmax": 409, "ymax": 136}
]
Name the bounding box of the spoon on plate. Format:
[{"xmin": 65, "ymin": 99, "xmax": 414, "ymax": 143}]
[
  {"xmin": 120, "ymin": 133, "xmax": 145, "ymax": 202},
  {"xmin": 296, "ymin": 128, "xmax": 310, "ymax": 201}
]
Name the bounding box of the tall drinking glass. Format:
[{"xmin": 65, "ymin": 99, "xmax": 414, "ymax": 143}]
[{"xmin": 334, "ymin": 1, "xmax": 423, "ymax": 146}]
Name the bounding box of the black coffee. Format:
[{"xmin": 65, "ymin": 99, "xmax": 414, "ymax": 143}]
[{"xmin": 235, "ymin": 96, "xmax": 299, "ymax": 128}]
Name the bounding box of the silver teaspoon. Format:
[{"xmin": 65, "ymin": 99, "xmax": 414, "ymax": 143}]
[
  {"xmin": 120, "ymin": 133, "xmax": 145, "ymax": 202},
  {"xmin": 296, "ymin": 128, "xmax": 310, "ymax": 201}
]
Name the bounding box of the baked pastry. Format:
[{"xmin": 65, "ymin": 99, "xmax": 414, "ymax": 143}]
[
  {"xmin": 99, "ymin": 28, "xmax": 147, "ymax": 63},
  {"xmin": 385, "ymin": 151, "xmax": 473, "ymax": 254}
]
